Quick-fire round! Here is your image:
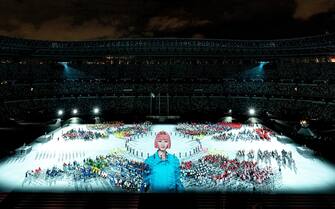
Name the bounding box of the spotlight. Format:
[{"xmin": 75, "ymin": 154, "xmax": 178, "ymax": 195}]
[
  {"xmin": 93, "ymin": 107, "xmax": 100, "ymax": 114},
  {"xmin": 223, "ymin": 116, "xmax": 233, "ymax": 122},
  {"xmin": 228, "ymin": 109, "xmax": 232, "ymax": 114},
  {"xmin": 58, "ymin": 62, "xmax": 69, "ymax": 69},
  {"xmin": 72, "ymin": 109, "xmax": 78, "ymax": 115},
  {"xmin": 259, "ymin": 61, "xmax": 269, "ymax": 65},
  {"xmin": 57, "ymin": 110, "xmax": 63, "ymax": 116},
  {"xmin": 249, "ymin": 108, "xmax": 255, "ymax": 116},
  {"xmin": 300, "ymin": 120, "xmax": 308, "ymax": 127}
]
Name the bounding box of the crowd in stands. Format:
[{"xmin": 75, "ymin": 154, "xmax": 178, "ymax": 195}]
[
  {"xmin": 1, "ymin": 62, "xmax": 335, "ymax": 97},
  {"xmin": 1, "ymin": 33, "xmax": 334, "ymax": 51},
  {"xmin": 1, "ymin": 62, "xmax": 335, "ymax": 82},
  {"xmin": 2, "ymin": 94, "xmax": 335, "ymax": 122},
  {"xmin": 1, "ymin": 80, "xmax": 335, "ymax": 103},
  {"xmin": 1, "ymin": 59, "xmax": 335, "ymax": 122}
]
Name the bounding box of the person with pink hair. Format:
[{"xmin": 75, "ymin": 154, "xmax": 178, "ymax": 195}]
[{"xmin": 142, "ymin": 131, "xmax": 184, "ymax": 192}]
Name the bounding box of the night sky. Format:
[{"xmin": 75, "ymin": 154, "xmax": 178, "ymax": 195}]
[{"xmin": 0, "ymin": 0, "xmax": 334, "ymax": 40}]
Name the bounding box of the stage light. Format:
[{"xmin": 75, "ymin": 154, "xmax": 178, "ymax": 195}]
[
  {"xmin": 228, "ymin": 109, "xmax": 232, "ymax": 114},
  {"xmin": 300, "ymin": 120, "xmax": 308, "ymax": 127},
  {"xmin": 72, "ymin": 109, "xmax": 78, "ymax": 115},
  {"xmin": 222, "ymin": 116, "xmax": 233, "ymax": 122},
  {"xmin": 57, "ymin": 110, "xmax": 63, "ymax": 116},
  {"xmin": 93, "ymin": 107, "xmax": 100, "ymax": 114},
  {"xmin": 259, "ymin": 61, "xmax": 269, "ymax": 67},
  {"xmin": 249, "ymin": 108, "xmax": 255, "ymax": 116},
  {"xmin": 58, "ymin": 62, "xmax": 69, "ymax": 69}
]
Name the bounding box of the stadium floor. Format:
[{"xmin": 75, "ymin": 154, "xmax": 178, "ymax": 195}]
[{"xmin": 0, "ymin": 123, "xmax": 334, "ymax": 193}]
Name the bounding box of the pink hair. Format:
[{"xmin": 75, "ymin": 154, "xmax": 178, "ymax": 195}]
[{"xmin": 154, "ymin": 131, "xmax": 171, "ymax": 149}]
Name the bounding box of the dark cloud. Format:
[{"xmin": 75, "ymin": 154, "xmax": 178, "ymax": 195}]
[
  {"xmin": 0, "ymin": 0, "xmax": 334, "ymax": 40},
  {"xmin": 0, "ymin": 16, "xmax": 127, "ymax": 41},
  {"xmin": 294, "ymin": 0, "xmax": 335, "ymax": 20},
  {"xmin": 146, "ymin": 9, "xmax": 211, "ymax": 32}
]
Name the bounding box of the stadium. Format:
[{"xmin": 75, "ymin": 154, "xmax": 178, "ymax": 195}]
[
  {"xmin": 1, "ymin": 2, "xmax": 335, "ymax": 209},
  {"xmin": 0, "ymin": 33, "xmax": 334, "ymax": 208}
]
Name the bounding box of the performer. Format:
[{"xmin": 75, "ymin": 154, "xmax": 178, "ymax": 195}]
[{"xmin": 142, "ymin": 131, "xmax": 184, "ymax": 192}]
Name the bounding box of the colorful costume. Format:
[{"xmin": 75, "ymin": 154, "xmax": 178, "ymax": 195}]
[{"xmin": 143, "ymin": 151, "xmax": 184, "ymax": 192}]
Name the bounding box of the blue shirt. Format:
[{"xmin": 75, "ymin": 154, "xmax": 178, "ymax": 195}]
[{"xmin": 143, "ymin": 151, "xmax": 184, "ymax": 192}]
